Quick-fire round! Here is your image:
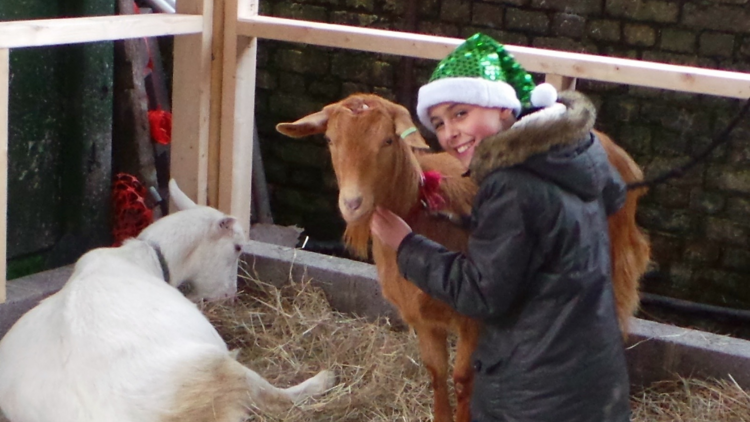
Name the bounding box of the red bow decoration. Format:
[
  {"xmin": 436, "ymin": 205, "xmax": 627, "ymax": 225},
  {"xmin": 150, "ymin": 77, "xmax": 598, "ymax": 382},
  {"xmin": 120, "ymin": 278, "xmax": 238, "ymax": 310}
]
[
  {"xmin": 419, "ymin": 170, "xmax": 446, "ymax": 211},
  {"xmin": 112, "ymin": 173, "xmax": 154, "ymax": 246},
  {"xmin": 148, "ymin": 109, "xmax": 172, "ymax": 145}
]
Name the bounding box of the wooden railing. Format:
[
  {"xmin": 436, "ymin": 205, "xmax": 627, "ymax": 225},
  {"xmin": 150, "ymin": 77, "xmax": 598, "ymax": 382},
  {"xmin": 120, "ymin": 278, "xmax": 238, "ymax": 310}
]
[
  {"xmin": 0, "ymin": 1, "xmax": 214, "ymax": 303},
  {"xmin": 236, "ymin": 14, "xmax": 750, "ymax": 100},
  {"xmin": 1, "ymin": 1, "xmax": 749, "ymax": 303},
  {"xmin": 0, "ymin": 14, "xmax": 202, "ymax": 48}
]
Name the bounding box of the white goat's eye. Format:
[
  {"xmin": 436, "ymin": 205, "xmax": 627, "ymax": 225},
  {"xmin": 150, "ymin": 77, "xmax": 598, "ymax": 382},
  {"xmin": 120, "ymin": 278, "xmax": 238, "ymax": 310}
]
[{"xmin": 234, "ymin": 244, "xmax": 242, "ymax": 253}]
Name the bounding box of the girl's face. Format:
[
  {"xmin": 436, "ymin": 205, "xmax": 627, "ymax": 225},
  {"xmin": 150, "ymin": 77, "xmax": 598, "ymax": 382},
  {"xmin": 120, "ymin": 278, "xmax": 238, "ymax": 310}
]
[{"xmin": 429, "ymin": 103, "xmax": 515, "ymax": 169}]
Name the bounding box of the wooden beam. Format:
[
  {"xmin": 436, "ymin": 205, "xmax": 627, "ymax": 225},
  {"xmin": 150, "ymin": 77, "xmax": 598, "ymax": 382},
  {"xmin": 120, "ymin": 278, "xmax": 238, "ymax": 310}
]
[
  {"xmin": 218, "ymin": 0, "xmax": 256, "ymax": 226},
  {"xmin": 0, "ymin": 49, "xmax": 8, "ymax": 303},
  {"xmin": 237, "ymin": 15, "xmax": 750, "ymax": 100},
  {"xmin": 238, "ymin": 15, "xmax": 458, "ymax": 61},
  {"xmin": 0, "ymin": 14, "xmax": 202, "ymax": 49},
  {"xmin": 545, "ymin": 74, "xmax": 577, "ymax": 92},
  {"xmin": 170, "ymin": 0, "xmax": 213, "ymax": 207}
]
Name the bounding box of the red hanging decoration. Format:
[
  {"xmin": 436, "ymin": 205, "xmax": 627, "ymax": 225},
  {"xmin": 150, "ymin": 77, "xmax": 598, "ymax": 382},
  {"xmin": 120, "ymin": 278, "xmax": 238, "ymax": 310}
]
[
  {"xmin": 419, "ymin": 170, "xmax": 446, "ymax": 211},
  {"xmin": 112, "ymin": 173, "xmax": 154, "ymax": 246},
  {"xmin": 148, "ymin": 109, "xmax": 172, "ymax": 145}
]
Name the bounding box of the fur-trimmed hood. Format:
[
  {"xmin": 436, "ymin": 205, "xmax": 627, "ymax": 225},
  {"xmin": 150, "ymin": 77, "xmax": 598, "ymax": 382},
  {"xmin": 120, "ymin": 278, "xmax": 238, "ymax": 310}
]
[
  {"xmin": 468, "ymin": 91, "xmax": 612, "ymax": 202},
  {"xmin": 469, "ymin": 91, "xmax": 596, "ymax": 181}
]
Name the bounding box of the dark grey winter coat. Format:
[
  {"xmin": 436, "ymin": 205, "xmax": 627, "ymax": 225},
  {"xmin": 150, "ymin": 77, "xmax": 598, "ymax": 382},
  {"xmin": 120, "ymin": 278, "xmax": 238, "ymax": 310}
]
[{"xmin": 396, "ymin": 91, "xmax": 631, "ymax": 422}]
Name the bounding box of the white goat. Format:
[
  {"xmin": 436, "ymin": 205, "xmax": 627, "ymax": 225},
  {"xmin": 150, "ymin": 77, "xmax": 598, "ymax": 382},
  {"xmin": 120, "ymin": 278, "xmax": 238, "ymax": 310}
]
[{"xmin": 0, "ymin": 179, "xmax": 335, "ymax": 422}]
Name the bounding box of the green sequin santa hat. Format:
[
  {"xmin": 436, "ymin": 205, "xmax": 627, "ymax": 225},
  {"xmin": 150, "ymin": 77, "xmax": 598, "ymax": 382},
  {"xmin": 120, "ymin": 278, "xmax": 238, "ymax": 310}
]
[{"xmin": 417, "ymin": 33, "xmax": 558, "ymax": 132}]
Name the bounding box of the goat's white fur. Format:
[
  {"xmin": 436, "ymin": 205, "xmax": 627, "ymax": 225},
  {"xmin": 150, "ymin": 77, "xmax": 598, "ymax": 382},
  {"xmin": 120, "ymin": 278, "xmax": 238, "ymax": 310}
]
[{"xmin": 0, "ymin": 180, "xmax": 334, "ymax": 422}]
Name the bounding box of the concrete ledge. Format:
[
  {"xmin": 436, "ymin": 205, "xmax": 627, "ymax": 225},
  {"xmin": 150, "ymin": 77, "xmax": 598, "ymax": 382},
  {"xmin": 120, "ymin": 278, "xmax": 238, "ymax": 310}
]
[
  {"xmin": 241, "ymin": 240, "xmax": 750, "ymax": 389},
  {"xmin": 2, "ymin": 240, "xmax": 750, "ymax": 390},
  {"xmin": 0, "ymin": 265, "xmax": 73, "ymax": 338},
  {"xmin": 241, "ymin": 241, "xmax": 402, "ymax": 326},
  {"xmin": 626, "ymin": 318, "xmax": 750, "ymax": 388}
]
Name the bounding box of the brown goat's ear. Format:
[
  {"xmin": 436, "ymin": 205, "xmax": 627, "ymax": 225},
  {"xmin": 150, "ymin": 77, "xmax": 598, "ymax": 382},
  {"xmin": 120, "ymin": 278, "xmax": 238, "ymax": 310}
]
[
  {"xmin": 388, "ymin": 102, "xmax": 431, "ymax": 150},
  {"xmin": 403, "ymin": 131, "xmax": 431, "ymax": 151},
  {"xmin": 276, "ymin": 109, "xmax": 329, "ymax": 138}
]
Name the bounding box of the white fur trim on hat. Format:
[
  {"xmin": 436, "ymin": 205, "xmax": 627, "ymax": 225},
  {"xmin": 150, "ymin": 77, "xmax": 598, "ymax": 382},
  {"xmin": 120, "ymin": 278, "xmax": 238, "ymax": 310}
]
[{"xmin": 417, "ymin": 77, "xmax": 522, "ymax": 132}]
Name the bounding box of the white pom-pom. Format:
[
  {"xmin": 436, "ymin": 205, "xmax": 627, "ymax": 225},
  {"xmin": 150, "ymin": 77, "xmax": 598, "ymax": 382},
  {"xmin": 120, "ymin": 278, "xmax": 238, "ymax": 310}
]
[{"xmin": 530, "ymin": 83, "xmax": 558, "ymax": 108}]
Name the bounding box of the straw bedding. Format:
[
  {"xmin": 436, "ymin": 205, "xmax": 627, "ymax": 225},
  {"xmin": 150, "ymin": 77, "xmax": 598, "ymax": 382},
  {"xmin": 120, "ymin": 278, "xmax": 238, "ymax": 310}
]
[{"xmin": 201, "ymin": 269, "xmax": 750, "ymax": 421}]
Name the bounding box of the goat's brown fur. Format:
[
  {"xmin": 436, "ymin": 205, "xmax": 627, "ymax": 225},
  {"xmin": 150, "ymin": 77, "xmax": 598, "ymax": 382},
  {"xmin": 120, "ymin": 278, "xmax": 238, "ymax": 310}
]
[
  {"xmin": 277, "ymin": 93, "xmax": 649, "ymax": 422},
  {"xmin": 597, "ymin": 130, "xmax": 651, "ymax": 334}
]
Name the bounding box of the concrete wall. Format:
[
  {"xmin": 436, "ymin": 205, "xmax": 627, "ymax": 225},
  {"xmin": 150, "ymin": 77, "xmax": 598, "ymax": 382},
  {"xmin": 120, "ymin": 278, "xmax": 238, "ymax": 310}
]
[{"xmin": 254, "ymin": 0, "xmax": 750, "ymax": 308}]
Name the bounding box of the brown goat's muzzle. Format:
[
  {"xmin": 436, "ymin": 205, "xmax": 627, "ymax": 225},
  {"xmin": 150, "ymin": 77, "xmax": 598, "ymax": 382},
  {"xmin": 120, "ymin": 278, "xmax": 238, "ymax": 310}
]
[{"xmin": 338, "ymin": 186, "xmax": 374, "ymax": 224}]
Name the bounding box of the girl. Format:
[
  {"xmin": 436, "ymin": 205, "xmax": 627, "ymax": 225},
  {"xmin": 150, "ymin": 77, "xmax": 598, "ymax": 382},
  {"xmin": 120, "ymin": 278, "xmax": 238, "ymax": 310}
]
[{"xmin": 370, "ymin": 33, "xmax": 631, "ymax": 422}]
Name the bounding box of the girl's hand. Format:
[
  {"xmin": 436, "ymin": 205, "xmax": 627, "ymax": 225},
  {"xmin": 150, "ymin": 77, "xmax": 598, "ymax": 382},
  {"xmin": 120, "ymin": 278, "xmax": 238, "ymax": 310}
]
[{"xmin": 370, "ymin": 206, "xmax": 413, "ymax": 250}]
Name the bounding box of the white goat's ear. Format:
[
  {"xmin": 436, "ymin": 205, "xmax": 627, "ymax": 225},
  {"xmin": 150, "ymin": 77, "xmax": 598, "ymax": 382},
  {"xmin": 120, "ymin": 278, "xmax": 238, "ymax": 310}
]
[
  {"xmin": 218, "ymin": 216, "xmax": 237, "ymax": 233},
  {"xmin": 387, "ymin": 101, "xmax": 430, "ymax": 150},
  {"xmin": 276, "ymin": 107, "xmax": 331, "ymax": 138},
  {"xmin": 169, "ymin": 179, "xmax": 197, "ymax": 210}
]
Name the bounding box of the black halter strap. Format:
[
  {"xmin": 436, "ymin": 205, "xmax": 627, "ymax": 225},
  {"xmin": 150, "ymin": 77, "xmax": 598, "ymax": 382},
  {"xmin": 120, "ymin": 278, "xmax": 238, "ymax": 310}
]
[{"xmin": 148, "ymin": 242, "xmax": 171, "ymax": 284}]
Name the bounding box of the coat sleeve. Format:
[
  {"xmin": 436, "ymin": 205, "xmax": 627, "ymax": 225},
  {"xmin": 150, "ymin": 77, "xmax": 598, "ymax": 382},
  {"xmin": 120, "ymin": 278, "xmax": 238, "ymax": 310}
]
[{"xmin": 396, "ymin": 177, "xmax": 535, "ymax": 320}]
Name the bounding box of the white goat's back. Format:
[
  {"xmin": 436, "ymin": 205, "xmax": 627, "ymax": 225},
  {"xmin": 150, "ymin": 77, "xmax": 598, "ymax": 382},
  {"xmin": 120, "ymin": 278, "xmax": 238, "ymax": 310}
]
[{"xmin": 0, "ymin": 242, "xmax": 227, "ymax": 422}]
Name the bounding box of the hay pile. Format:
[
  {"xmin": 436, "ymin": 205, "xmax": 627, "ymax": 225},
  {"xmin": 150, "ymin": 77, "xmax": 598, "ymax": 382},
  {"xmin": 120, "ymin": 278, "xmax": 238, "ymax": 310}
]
[
  {"xmin": 202, "ymin": 270, "xmax": 433, "ymax": 421},
  {"xmin": 202, "ymin": 270, "xmax": 750, "ymax": 421},
  {"xmin": 632, "ymin": 378, "xmax": 750, "ymax": 421}
]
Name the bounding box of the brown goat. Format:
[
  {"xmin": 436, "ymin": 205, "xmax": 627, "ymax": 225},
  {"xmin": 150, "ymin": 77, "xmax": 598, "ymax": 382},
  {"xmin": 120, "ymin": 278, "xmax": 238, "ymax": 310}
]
[{"xmin": 277, "ymin": 93, "xmax": 650, "ymax": 422}]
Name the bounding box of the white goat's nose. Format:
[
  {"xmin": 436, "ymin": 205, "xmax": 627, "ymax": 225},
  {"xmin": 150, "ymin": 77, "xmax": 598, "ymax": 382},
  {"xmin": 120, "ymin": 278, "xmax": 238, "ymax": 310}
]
[{"xmin": 344, "ymin": 196, "xmax": 363, "ymax": 211}]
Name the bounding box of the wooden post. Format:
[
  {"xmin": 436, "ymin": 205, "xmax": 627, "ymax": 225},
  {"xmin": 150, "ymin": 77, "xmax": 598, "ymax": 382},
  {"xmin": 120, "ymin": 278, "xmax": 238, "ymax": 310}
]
[
  {"xmin": 218, "ymin": 0, "xmax": 256, "ymax": 226},
  {"xmin": 207, "ymin": 0, "xmax": 225, "ymax": 207},
  {"xmin": 170, "ymin": 0, "xmax": 213, "ymax": 207},
  {"xmin": 0, "ymin": 49, "xmax": 8, "ymax": 303},
  {"xmin": 113, "ymin": 0, "xmax": 160, "ymax": 212},
  {"xmin": 545, "ymin": 74, "xmax": 577, "ymax": 92}
]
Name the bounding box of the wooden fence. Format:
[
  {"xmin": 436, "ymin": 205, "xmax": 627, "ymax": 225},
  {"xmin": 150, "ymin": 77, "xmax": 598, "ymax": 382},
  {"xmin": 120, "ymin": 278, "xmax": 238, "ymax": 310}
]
[{"xmin": 1, "ymin": 0, "xmax": 750, "ymax": 302}]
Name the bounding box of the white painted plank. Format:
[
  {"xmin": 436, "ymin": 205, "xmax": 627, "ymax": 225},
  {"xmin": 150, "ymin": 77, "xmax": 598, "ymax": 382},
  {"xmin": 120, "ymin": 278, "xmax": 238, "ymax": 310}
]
[
  {"xmin": 0, "ymin": 14, "xmax": 202, "ymax": 49},
  {"xmin": 237, "ymin": 15, "xmax": 750, "ymax": 99}
]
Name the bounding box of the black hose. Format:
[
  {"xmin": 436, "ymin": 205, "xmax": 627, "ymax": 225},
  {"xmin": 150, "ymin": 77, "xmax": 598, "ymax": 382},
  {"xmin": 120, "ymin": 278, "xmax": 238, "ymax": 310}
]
[
  {"xmin": 627, "ymin": 98, "xmax": 750, "ymax": 190},
  {"xmin": 640, "ymin": 291, "xmax": 750, "ymax": 324}
]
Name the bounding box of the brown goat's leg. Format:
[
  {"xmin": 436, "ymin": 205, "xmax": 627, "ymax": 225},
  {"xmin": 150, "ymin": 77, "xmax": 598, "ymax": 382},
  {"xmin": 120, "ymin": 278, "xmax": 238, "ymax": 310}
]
[
  {"xmin": 416, "ymin": 325, "xmax": 452, "ymax": 422},
  {"xmin": 453, "ymin": 319, "xmax": 480, "ymax": 422}
]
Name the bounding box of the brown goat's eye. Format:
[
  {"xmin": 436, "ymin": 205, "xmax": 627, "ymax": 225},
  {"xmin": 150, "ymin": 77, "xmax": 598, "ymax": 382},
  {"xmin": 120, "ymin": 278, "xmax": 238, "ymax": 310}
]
[{"xmin": 384, "ymin": 137, "xmax": 394, "ymax": 146}]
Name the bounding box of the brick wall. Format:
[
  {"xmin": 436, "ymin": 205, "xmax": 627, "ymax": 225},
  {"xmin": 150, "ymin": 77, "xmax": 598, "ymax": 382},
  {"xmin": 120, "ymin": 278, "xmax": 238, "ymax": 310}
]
[{"xmin": 255, "ymin": 0, "xmax": 750, "ymax": 308}]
